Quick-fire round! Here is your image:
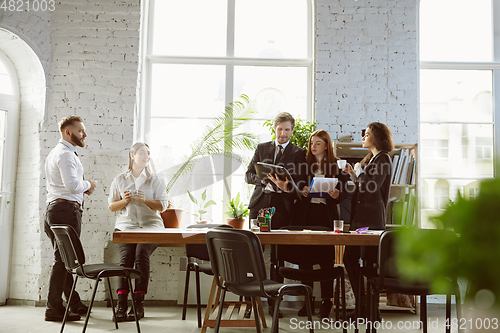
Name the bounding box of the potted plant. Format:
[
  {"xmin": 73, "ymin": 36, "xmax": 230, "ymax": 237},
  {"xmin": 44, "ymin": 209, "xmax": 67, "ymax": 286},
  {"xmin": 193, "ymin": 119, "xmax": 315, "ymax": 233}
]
[
  {"xmin": 160, "ymin": 201, "xmax": 183, "ymax": 228},
  {"xmin": 224, "ymin": 193, "xmax": 249, "ymax": 229},
  {"xmin": 187, "ymin": 189, "xmax": 217, "ymax": 224},
  {"xmin": 160, "ymin": 95, "xmax": 258, "ymax": 228}
]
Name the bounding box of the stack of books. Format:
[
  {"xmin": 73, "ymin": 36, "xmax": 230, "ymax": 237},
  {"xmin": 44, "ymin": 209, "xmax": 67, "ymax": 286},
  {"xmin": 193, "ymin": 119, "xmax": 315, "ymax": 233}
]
[
  {"xmin": 390, "ymin": 148, "xmax": 416, "ymax": 185},
  {"xmin": 390, "ymin": 148, "xmax": 416, "ymax": 225}
]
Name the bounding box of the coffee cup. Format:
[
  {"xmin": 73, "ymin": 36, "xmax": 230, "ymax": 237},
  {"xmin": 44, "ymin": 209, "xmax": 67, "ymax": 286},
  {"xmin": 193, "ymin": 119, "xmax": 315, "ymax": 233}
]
[{"xmin": 337, "ymin": 160, "xmax": 347, "ymax": 170}]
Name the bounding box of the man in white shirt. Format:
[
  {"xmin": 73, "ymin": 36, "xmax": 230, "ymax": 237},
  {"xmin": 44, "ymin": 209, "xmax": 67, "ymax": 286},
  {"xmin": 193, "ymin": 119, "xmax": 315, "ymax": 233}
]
[{"xmin": 43, "ymin": 116, "xmax": 97, "ymax": 322}]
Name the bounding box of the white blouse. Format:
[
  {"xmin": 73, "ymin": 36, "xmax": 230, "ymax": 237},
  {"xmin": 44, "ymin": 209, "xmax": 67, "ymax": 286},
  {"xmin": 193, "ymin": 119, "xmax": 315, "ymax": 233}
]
[{"xmin": 108, "ymin": 170, "xmax": 169, "ymax": 231}]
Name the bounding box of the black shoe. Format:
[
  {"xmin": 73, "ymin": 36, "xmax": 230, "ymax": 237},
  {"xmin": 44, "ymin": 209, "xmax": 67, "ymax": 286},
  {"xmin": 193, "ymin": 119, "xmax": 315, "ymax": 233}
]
[
  {"xmin": 70, "ymin": 301, "xmax": 89, "ymax": 315},
  {"xmin": 318, "ymin": 299, "xmax": 333, "ymax": 319},
  {"xmin": 268, "ymin": 307, "xmax": 284, "ymax": 318},
  {"xmin": 297, "ymin": 298, "xmax": 315, "ymax": 317},
  {"xmin": 45, "ymin": 308, "xmax": 81, "ymax": 322},
  {"xmin": 127, "ymin": 293, "xmax": 145, "ymax": 321},
  {"xmin": 297, "ymin": 304, "xmax": 307, "ymax": 317},
  {"xmin": 298, "ymin": 304, "xmax": 316, "ymax": 317},
  {"xmin": 346, "ymin": 307, "xmax": 368, "ymax": 321},
  {"xmin": 114, "ymin": 294, "xmax": 132, "ymax": 323},
  {"xmin": 267, "ymin": 300, "xmax": 283, "ymax": 318}
]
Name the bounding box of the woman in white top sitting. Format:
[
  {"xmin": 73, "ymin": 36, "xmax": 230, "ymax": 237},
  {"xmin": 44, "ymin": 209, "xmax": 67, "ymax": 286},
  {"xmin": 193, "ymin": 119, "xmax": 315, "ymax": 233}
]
[{"xmin": 108, "ymin": 142, "xmax": 169, "ymax": 322}]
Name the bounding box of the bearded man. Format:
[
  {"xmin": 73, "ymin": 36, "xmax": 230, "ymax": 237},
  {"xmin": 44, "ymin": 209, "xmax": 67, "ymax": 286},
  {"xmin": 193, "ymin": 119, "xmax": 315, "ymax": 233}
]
[{"xmin": 43, "ymin": 115, "xmax": 97, "ymax": 321}]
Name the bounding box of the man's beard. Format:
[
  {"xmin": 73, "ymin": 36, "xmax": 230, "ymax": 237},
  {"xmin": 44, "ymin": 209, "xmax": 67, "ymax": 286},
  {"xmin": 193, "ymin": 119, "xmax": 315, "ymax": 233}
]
[{"xmin": 71, "ymin": 133, "xmax": 85, "ymax": 147}]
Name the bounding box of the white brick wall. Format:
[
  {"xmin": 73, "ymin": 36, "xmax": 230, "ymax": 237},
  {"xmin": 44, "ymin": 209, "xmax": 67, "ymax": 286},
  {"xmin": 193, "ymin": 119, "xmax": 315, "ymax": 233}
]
[
  {"xmin": 2, "ymin": 0, "xmax": 419, "ymax": 303},
  {"xmin": 315, "ymin": 0, "xmax": 418, "ymax": 144}
]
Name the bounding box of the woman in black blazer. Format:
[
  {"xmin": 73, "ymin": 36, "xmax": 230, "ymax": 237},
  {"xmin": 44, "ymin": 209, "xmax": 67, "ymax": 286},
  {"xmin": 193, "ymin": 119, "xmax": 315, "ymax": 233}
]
[
  {"xmin": 291, "ymin": 129, "xmax": 348, "ymax": 319},
  {"xmin": 342, "ymin": 122, "xmax": 394, "ymax": 320}
]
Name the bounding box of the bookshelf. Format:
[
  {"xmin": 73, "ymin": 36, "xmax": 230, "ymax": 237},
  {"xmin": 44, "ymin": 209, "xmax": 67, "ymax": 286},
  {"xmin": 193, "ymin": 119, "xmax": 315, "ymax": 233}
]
[{"xmin": 333, "ymin": 142, "xmax": 419, "ymax": 227}]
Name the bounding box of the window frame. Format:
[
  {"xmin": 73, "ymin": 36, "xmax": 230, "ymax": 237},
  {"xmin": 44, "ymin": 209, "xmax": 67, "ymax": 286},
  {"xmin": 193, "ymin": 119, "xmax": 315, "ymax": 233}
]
[
  {"xmin": 137, "ymin": 0, "xmax": 314, "ymax": 219},
  {"xmin": 419, "ymin": 3, "xmax": 500, "ymax": 175}
]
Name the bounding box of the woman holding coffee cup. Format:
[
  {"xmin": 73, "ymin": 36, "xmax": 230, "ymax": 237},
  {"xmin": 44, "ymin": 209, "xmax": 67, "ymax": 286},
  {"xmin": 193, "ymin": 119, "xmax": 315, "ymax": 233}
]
[
  {"xmin": 342, "ymin": 122, "xmax": 394, "ymax": 320},
  {"xmin": 108, "ymin": 142, "xmax": 169, "ymax": 322},
  {"xmin": 291, "ymin": 129, "xmax": 348, "ymax": 319}
]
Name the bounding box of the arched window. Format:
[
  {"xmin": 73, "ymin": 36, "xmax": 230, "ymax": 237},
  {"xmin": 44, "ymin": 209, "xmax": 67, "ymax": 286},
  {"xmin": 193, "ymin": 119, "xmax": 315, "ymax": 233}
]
[
  {"xmin": 0, "ymin": 50, "xmax": 19, "ymax": 304},
  {"xmin": 0, "ymin": 51, "xmax": 18, "ymax": 199},
  {"xmin": 140, "ymin": 0, "xmax": 313, "ymax": 223}
]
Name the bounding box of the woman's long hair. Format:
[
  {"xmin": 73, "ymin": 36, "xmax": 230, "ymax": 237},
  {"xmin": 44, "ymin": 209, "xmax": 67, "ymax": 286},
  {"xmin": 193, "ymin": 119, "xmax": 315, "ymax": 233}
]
[
  {"xmin": 306, "ymin": 129, "xmax": 339, "ymax": 178},
  {"xmin": 128, "ymin": 142, "xmax": 153, "ymax": 185},
  {"xmin": 360, "ymin": 122, "xmax": 394, "ymax": 167}
]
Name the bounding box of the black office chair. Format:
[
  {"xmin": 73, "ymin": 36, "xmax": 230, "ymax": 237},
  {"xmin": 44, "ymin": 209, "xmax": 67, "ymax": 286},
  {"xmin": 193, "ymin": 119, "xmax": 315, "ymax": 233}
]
[
  {"xmin": 277, "ymin": 225, "xmax": 346, "ymax": 324},
  {"xmin": 50, "ymin": 225, "xmax": 142, "ymax": 333},
  {"xmin": 206, "ymin": 228, "xmax": 315, "ymax": 333},
  {"xmin": 366, "ymin": 229, "xmax": 461, "ymax": 333},
  {"xmin": 181, "ymin": 223, "xmax": 233, "ymax": 327}
]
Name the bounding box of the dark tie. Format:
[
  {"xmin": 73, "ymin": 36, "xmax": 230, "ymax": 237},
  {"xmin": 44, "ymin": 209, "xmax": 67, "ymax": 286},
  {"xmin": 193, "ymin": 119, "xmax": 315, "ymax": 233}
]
[
  {"xmin": 274, "ymin": 145, "xmax": 283, "ymax": 165},
  {"xmin": 74, "ymin": 151, "xmax": 78, "ymax": 156}
]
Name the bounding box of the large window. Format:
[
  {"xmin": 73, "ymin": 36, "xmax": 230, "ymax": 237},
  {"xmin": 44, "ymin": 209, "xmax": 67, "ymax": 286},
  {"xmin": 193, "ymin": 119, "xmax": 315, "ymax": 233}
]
[
  {"xmin": 419, "ymin": 0, "xmax": 500, "ymax": 226},
  {"xmin": 140, "ymin": 0, "xmax": 313, "ymax": 224}
]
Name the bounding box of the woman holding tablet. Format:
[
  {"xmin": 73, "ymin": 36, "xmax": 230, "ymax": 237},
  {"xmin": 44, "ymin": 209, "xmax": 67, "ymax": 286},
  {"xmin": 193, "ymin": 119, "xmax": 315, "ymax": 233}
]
[{"xmin": 291, "ymin": 129, "xmax": 348, "ymax": 319}]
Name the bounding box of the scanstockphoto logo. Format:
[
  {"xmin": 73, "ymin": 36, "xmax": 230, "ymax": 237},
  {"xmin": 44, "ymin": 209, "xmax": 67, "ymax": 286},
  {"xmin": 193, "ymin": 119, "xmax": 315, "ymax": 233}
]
[
  {"xmin": 289, "ymin": 318, "xmax": 424, "ymax": 330},
  {"xmin": 157, "ymin": 154, "xmax": 393, "ymax": 198},
  {"xmin": 290, "ymin": 161, "xmax": 393, "ymax": 194}
]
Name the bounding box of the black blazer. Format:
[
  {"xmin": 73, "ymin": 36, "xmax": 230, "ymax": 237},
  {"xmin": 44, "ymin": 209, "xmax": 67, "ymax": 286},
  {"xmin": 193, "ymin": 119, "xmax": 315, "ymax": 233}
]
[
  {"xmin": 292, "ymin": 164, "xmax": 349, "ymax": 228},
  {"xmin": 350, "ymin": 151, "xmax": 392, "ymax": 231},
  {"xmin": 245, "ymin": 141, "xmax": 306, "ymax": 211}
]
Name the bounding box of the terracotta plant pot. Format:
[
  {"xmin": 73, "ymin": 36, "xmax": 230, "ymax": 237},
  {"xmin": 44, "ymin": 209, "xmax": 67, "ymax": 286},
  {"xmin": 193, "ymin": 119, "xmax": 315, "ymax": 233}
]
[
  {"xmin": 160, "ymin": 209, "xmax": 183, "ymax": 228},
  {"xmin": 227, "ymin": 218, "xmax": 245, "ymax": 229}
]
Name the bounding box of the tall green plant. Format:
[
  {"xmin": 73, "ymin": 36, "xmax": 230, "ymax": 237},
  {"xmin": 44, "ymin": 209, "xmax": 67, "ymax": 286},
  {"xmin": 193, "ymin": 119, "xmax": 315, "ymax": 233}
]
[
  {"xmin": 166, "ymin": 94, "xmax": 258, "ymax": 194},
  {"xmin": 263, "ymin": 118, "xmax": 316, "ymax": 150},
  {"xmin": 397, "ymin": 177, "xmax": 500, "ymax": 308},
  {"xmin": 187, "ymin": 189, "xmax": 217, "ymax": 223}
]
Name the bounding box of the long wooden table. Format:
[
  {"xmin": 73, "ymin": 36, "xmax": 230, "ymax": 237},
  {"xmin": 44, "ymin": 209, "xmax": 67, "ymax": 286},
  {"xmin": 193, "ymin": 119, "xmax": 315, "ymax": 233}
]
[
  {"xmin": 113, "ymin": 228, "xmax": 382, "ymax": 246},
  {"xmin": 112, "ymin": 228, "xmax": 382, "ymax": 332}
]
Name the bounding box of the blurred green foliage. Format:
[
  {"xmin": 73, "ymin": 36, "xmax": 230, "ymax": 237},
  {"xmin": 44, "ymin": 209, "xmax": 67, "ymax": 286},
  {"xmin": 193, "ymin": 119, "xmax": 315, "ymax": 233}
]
[
  {"xmin": 263, "ymin": 118, "xmax": 316, "ymax": 151},
  {"xmin": 396, "ymin": 177, "xmax": 500, "ymax": 306}
]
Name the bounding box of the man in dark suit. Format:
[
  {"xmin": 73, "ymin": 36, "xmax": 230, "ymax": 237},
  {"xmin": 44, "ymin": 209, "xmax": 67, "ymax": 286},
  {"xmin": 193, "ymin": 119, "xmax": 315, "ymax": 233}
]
[
  {"xmin": 246, "ymin": 112, "xmax": 306, "ymax": 229},
  {"xmin": 245, "ymin": 112, "xmax": 306, "ymax": 317}
]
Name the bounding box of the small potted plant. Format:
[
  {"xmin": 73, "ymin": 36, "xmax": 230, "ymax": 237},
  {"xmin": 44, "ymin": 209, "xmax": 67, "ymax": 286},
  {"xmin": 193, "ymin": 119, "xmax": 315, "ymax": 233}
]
[
  {"xmin": 187, "ymin": 189, "xmax": 217, "ymax": 224},
  {"xmin": 160, "ymin": 200, "xmax": 183, "ymax": 228},
  {"xmin": 224, "ymin": 193, "xmax": 249, "ymax": 229}
]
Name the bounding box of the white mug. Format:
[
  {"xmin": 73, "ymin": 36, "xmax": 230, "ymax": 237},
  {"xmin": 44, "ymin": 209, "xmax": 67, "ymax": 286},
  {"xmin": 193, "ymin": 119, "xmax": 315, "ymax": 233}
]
[{"xmin": 337, "ymin": 160, "xmax": 347, "ymax": 170}]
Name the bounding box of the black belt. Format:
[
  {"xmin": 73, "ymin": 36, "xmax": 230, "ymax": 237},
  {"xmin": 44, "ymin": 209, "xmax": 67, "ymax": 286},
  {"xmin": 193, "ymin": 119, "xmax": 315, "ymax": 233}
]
[{"xmin": 51, "ymin": 198, "xmax": 81, "ymax": 208}]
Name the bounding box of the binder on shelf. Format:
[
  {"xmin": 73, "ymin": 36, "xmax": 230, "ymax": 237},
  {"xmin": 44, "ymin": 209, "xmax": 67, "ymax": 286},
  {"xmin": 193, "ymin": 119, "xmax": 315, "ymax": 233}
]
[
  {"xmin": 399, "ymin": 154, "xmax": 410, "ymax": 185},
  {"xmin": 391, "ymin": 153, "xmax": 400, "ymax": 184},
  {"xmin": 391, "ymin": 148, "xmax": 416, "ymax": 185},
  {"xmin": 395, "ymin": 153, "xmax": 406, "ymax": 184}
]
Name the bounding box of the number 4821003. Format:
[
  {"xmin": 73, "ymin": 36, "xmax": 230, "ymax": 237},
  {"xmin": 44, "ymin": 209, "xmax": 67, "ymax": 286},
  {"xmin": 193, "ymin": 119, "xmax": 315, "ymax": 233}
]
[
  {"xmin": 1, "ymin": 0, "xmax": 55, "ymax": 12},
  {"xmin": 446, "ymin": 318, "xmax": 499, "ymax": 330}
]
